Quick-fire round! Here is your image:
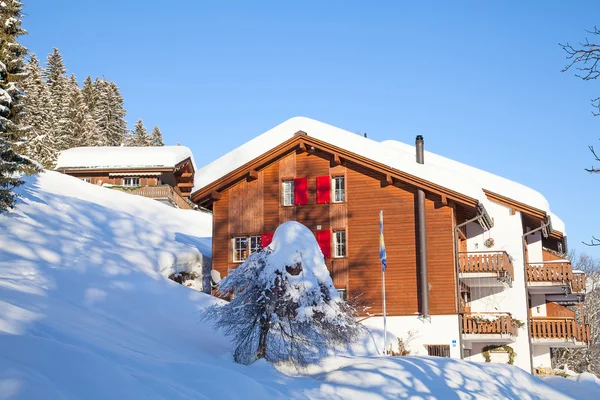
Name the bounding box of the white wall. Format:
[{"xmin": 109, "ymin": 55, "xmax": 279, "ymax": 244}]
[
  {"xmin": 361, "ymin": 315, "xmax": 461, "ymax": 359},
  {"xmin": 526, "ymin": 230, "xmax": 543, "ymax": 263},
  {"xmin": 464, "ymin": 202, "xmax": 532, "ymax": 372},
  {"xmin": 532, "ymin": 345, "xmax": 552, "ymax": 369},
  {"xmin": 530, "ymin": 294, "xmax": 547, "ymax": 317}
]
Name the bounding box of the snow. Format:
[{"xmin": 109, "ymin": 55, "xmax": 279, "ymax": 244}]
[
  {"xmin": 55, "ymin": 145, "xmax": 194, "ymax": 170},
  {"xmin": 544, "ymin": 373, "xmax": 600, "ymax": 400},
  {"xmin": 0, "ymin": 171, "xmax": 593, "ymax": 399}
]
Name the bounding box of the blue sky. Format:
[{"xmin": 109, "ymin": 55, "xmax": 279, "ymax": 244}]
[{"xmin": 21, "ymin": 0, "xmax": 600, "ymax": 256}]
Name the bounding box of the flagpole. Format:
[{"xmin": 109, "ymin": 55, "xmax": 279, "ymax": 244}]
[{"xmin": 380, "ymin": 210, "xmax": 388, "ymax": 355}]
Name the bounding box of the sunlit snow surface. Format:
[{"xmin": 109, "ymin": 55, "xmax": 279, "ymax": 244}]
[{"xmin": 0, "ymin": 172, "xmax": 593, "ymax": 399}]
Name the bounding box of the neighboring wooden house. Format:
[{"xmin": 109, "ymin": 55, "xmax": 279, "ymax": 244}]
[
  {"xmin": 56, "ymin": 146, "xmax": 196, "ymax": 208},
  {"xmin": 190, "ymin": 117, "xmax": 587, "ymax": 373}
]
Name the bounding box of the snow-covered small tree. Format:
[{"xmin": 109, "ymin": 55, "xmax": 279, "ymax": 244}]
[
  {"xmin": 131, "ymin": 119, "xmax": 150, "ymax": 146},
  {"xmin": 204, "ymin": 221, "xmax": 364, "ymax": 366},
  {"xmin": 0, "ymin": 0, "xmax": 35, "ymax": 212},
  {"xmin": 149, "ymin": 125, "xmax": 164, "ymax": 146}
]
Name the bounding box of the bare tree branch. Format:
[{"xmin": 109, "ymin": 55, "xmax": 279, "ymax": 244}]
[{"xmin": 583, "ymin": 236, "xmax": 600, "ymax": 247}]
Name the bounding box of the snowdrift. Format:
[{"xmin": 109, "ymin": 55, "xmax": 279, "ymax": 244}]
[{"xmin": 0, "ymin": 172, "xmax": 595, "ymax": 399}]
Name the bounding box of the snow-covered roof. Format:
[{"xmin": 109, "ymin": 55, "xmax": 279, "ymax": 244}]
[
  {"xmin": 56, "ymin": 146, "xmax": 194, "ymax": 171},
  {"xmin": 194, "ymin": 116, "xmax": 564, "ymax": 234},
  {"xmin": 194, "ymin": 117, "xmax": 490, "ymax": 206}
]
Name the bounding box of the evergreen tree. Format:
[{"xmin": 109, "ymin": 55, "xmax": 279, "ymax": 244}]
[
  {"xmin": 0, "ymin": 0, "xmax": 34, "ymax": 212},
  {"xmin": 80, "ymin": 75, "xmax": 95, "ymax": 113},
  {"xmin": 43, "ymin": 48, "xmax": 70, "ymax": 152},
  {"xmin": 65, "ymin": 78, "xmax": 101, "ymax": 147},
  {"xmin": 20, "ymin": 54, "xmax": 55, "ymax": 167},
  {"xmin": 149, "ymin": 125, "xmax": 164, "ymax": 146},
  {"xmin": 93, "ymin": 78, "xmax": 127, "ymax": 146},
  {"xmin": 107, "ymin": 81, "xmax": 127, "ymax": 145},
  {"xmin": 131, "ymin": 119, "xmax": 149, "ymax": 146}
]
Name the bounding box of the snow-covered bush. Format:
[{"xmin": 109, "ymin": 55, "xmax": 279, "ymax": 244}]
[{"xmin": 204, "ymin": 221, "xmax": 363, "ymax": 366}]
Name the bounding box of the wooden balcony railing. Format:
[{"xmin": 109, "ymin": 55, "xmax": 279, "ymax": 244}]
[
  {"xmin": 572, "ymin": 272, "xmax": 587, "ymax": 294},
  {"xmin": 530, "ymin": 318, "xmax": 590, "ymax": 344},
  {"xmin": 462, "ymin": 313, "xmax": 519, "ymax": 336},
  {"xmin": 526, "ymin": 261, "xmax": 573, "ymax": 285},
  {"xmin": 110, "ymin": 185, "xmax": 195, "ymax": 210},
  {"xmin": 458, "ymin": 251, "xmax": 514, "ymax": 281}
]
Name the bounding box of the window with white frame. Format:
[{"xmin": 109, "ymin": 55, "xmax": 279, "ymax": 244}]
[
  {"xmin": 249, "ymin": 236, "xmax": 262, "ymax": 255},
  {"xmin": 333, "ymin": 230, "xmax": 346, "ymax": 258},
  {"xmin": 232, "ymin": 236, "xmax": 249, "ymax": 262},
  {"xmin": 332, "ymin": 176, "xmax": 345, "ymax": 203},
  {"xmin": 282, "ymin": 180, "xmax": 294, "ymax": 206},
  {"xmin": 336, "ymin": 288, "xmax": 347, "ymax": 301},
  {"xmin": 81, "ymin": 178, "xmax": 91, "ymax": 183},
  {"xmin": 123, "ymin": 177, "xmax": 140, "ymax": 187}
]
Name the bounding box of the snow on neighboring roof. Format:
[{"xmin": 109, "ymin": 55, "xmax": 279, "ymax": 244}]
[
  {"xmin": 194, "ymin": 117, "xmax": 490, "ymax": 206},
  {"xmin": 56, "ymin": 146, "xmax": 194, "ymax": 170},
  {"xmin": 550, "ymin": 212, "xmax": 566, "ymax": 236}
]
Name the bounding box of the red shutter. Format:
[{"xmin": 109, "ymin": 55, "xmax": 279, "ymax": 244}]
[
  {"xmin": 316, "ymin": 230, "xmax": 331, "ymax": 259},
  {"xmin": 316, "ymin": 176, "xmax": 331, "ymax": 204},
  {"xmin": 294, "ymin": 177, "xmax": 308, "ymax": 205},
  {"xmin": 261, "ymin": 233, "xmax": 274, "ymax": 248}
]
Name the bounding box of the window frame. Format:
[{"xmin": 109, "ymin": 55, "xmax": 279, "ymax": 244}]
[
  {"xmin": 249, "ymin": 235, "xmax": 262, "ymax": 255},
  {"xmin": 81, "ymin": 178, "xmax": 91, "ymax": 184},
  {"xmin": 332, "ymin": 176, "xmax": 345, "ymax": 203},
  {"xmin": 333, "ymin": 230, "xmax": 347, "ymax": 258},
  {"xmin": 232, "ymin": 236, "xmax": 249, "ymax": 263},
  {"xmin": 123, "ymin": 177, "xmax": 140, "ymax": 187},
  {"xmin": 281, "ymin": 180, "xmax": 294, "ymax": 206},
  {"xmin": 336, "ymin": 288, "xmax": 347, "ymax": 301}
]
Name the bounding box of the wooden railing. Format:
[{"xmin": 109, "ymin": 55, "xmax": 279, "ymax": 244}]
[
  {"xmin": 110, "ymin": 185, "xmax": 194, "ymax": 210},
  {"xmin": 458, "ymin": 251, "xmax": 514, "ymax": 281},
  {"xmin": 462, "ymin": 313, "xmax": 519, "ymax": 336},
  {"xmin": 530, "ymin": 318, "xmax": 590, "ymax": 344},
  {"xmin": 572, "ymin": 272, "xmax": 587, "ymax": 294},
  {"xmin": 526, "ymin": 262, "xmax": 573, "ymax": 285}
]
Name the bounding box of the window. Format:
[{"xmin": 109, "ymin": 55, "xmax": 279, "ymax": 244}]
[
  {"xmin": 249, "ymin": 236, "xmax": 262, "ymax": 255},
  {"xmin": 336, "ymin": 288, "xmax": 347, "ymax": 301},
  {"xmin": 81, "ymin": 178, "xmax": 91, "ymax": 183},
  {"xmin": 426, "ymin": 345, "xmax": 450, "ymax": 358},
  {"xmin": 333, "ymin": 230, "xmax": 346, "ymax": 258},
  {"xmin": 232, "ymin": 237, "xmax": 248, "ymax": 262},
  {"xmin": 123, "ymin": 177, "xmax": 140, "ymax": 187},
  {"xmin": 282, "ymin": 180, "xmax": 294, "ymax": 206},
  {"xmin": 333, "ymin": 176, "xmax": 345, "ymax": 203}
]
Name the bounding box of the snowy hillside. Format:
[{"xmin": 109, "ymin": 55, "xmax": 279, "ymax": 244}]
[{"xmin": 0, "ymin": 172, "xmax": 595, "ymax": 399}]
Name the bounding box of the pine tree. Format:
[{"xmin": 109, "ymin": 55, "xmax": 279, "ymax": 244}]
[
  {"xmin": 131, "ymin": 119, "xmax": 150, "ymax": 146},
  {"xmin": 80, "ymin": 75, "xmax": 95, "ymax": 114},
  {"xmin": 0, "ymin": 0, "xmax": 35, "ymax": 212},
  {"xmin": 107, "ymin": 81, "xmax": 127, "ymax": 145},
  {"xmin": 93, "ymin": 78, "xmax": 127, "ymax": 146},
  {"xmin": 20, "ymin": 54, "xmax": 56, "ymax": 168},
  {"xmin": 149, "ymin": 125, "xmax": 164, "ymax": 146},
  {"xmin": 44, "ymin": 48, "xmax": 70, "ymax": 152},
  {"xmin": 65, "ymin": 78, "xmax": 101, "ymax": 147}
]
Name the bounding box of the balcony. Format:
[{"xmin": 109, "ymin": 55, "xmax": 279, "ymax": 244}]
[
  {"xmin": 458, "ymin": 251, "xmax": 514, "ymax": 287},
  {"xmin": 526, "ymin": 261, "xmax": 586, "ymax": 300},
  {"xmin": 109, "ymin": 185, "xmax": 195, "ymax": 210},
  {"xmin": 530, "ymin": 317, "xmax": 590, "ymax": 347},
  {"xmin": 462, "ymin": 313, "xmax": 519, "ymax": 342}
]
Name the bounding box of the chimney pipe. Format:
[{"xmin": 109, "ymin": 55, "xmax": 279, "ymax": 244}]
[{"xmin": 415, "ymin": 135, "xmax": 429, "ymax": 318}]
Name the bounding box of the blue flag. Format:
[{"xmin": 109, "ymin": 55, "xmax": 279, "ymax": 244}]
[{"xmin": 380, "ymin": 210, "xmax": 387, "ymax": 272}]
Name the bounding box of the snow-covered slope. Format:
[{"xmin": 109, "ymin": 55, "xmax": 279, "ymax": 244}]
[{"xmin": 0, "ymin": 172, "xmax": 592, "ymax": 399}]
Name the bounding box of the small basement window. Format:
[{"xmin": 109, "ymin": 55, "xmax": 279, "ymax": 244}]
[
  {"xmin": 336, "ymin": 288, "xmax": 347, "ymax": 301},
  {"xmin": 232, "ymin": 236, "xmax": 248, "ymax": 262},
  {"xmin": 426, "ymin": 345, "xmax": 450, "ymax": 358},
  {"xmin": 282, "ymin": 180, "xmax": 294, "ymax": 206},
  {"xmin": 332, "ymin": 176, "xmax": 345, "ymax": 202},
  {"xmin": 81, "ymin": 178, "xmax": 91, "ymax": 183},
  {"xmin": 123, "ymin": 177, "xmax": 140, "ymax": 187},
  {"xmin": 333, "ymin": 230, "xmax": 347, "ymax": 258}
]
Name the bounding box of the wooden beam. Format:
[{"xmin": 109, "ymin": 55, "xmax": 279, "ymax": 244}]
[
  {"xmin": 510, "ymin": 207, "xmax": 516, "ymax": 216},
  {"xmin": 248, "ymin": 169, "xmax": 258, "ymax": 181},
  {"xmin": 211, "ymin": 191, "xmax": 221, "ymax": 201},
  {"xmin": 177, "ymin": 182, "xmax": 194, "ymax": 188},
  {"xmin": 441, "ymin": 195, "xmax": 448, "ymax": 206},
  {"xmin": 332, "ymin": 154, "xmax": 341, "ymax": 165},
  {"xmin": 181, "ymin": 172, "xmax": 193, "ymax": 178},
  {"xmin": 298, "ymin": 142, "xmax": 307, "ymax": 152}
]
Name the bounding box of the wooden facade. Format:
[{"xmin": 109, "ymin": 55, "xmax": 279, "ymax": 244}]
[{"xmin": 200, "ymin": 137, "xmax": 482, "ymax": 317}]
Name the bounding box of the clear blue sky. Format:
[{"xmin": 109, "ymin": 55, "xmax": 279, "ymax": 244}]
[{"xmin": 21, "ymin": 0, "xmax": 600, "ymax": 256}]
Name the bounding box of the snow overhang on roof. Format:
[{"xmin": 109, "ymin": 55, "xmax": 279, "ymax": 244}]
[{"xmin": 56, "ymin": 146, "xmax": 195, "ymax": 171}]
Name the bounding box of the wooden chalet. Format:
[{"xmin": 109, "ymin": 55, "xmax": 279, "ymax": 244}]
[{"xmin": 56, "ymin": 146, "xmax": 196, "ymax": 208}]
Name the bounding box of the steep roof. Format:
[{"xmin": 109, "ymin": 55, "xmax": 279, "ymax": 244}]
[{"xmin": 56, "ymin": 146, "xmax": 194, "ymax": 171}]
